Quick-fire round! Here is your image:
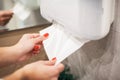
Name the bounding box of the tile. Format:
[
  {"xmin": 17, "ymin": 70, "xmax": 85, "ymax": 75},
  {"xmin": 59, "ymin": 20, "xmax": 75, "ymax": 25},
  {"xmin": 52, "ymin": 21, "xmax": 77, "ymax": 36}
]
[
  {"xmin": 112, "ymin": 0, "xmax": 120, "ymax": 32},
  {"xmin": 66, "ymin": 30, "xmax": 117, "ymax": 80},
  {"xmin": 108, "ymin": 31, "xmax": 120, "ymax": 80},
  {"xmin": 111, "ymin": 31, "xmax": 120, "ymax": 54}
]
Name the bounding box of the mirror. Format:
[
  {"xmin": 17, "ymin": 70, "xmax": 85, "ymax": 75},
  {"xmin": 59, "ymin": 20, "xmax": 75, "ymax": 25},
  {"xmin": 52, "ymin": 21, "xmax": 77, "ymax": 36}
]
[{"xmin": 0, "ymin": 0, "xmax": 49, "ymax": 33}]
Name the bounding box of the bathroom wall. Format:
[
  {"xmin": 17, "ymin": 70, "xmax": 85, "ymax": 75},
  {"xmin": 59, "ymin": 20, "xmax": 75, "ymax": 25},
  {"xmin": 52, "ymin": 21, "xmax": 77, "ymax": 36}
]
[
  {"xmin": 0, "ymin": 0, "xmax": 3, "ymax": 9},
  {"xmin": 65, "ymin": 0, "xmax": 120, "ymax": 80},
  {"xmin": 0, "ymin": 0, "xmax": 120, "ymax": 80}
]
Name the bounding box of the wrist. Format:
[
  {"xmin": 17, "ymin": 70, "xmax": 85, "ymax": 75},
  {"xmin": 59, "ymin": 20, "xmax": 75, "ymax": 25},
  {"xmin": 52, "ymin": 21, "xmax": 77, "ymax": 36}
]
[
  {"xmin": 21, "ymin": 66, "xmax": 33, "ymax": 80},
  {"xmin": 0, "ymin": 46, "xmax": 19, "ymax": 66},
  {"xmin": 11, "ymin": 44, "xmax": 23, "ymax": 55},
  {"xmin": 4, "ymin": 68, "xmax": 26, "ymax": 80},
  {"xmin": 9, "ymin": 45, "xmax": 24, "ymax": 61},
  {"xmin": 6, "ymin": 46, "xmax": 21, "ymax": 62}
]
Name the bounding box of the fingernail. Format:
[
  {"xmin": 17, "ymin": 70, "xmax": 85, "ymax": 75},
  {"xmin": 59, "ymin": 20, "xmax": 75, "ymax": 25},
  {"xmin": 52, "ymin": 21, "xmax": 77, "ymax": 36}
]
[
  {"xmin": 43, "ymin": 33, "xmax": 49, "ymax": 37},
  {"xmin": 52, "ymin": 57, "xmax": 57, "ymax": 61},
  {"xmin": 33, "ymin": 45, "xmax": 40, "ymax": 51}
]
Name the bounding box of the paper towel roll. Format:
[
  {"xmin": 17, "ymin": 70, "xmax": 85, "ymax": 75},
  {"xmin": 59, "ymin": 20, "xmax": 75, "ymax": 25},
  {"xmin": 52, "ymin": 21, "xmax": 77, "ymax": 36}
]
[{"xmin": 40, "ymin": 23, "xmax": 89, "ymax": 65}]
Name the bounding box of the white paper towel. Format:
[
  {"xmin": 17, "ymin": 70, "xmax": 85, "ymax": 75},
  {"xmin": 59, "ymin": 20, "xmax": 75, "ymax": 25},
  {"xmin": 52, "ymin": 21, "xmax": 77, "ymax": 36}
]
[
  {"xmin": 40, "ymin": 23, "xmax": 89, "ymax": 65},
  {"xmin": 12, "ymin": 2, "xmax": 31, "ymax": 21}
]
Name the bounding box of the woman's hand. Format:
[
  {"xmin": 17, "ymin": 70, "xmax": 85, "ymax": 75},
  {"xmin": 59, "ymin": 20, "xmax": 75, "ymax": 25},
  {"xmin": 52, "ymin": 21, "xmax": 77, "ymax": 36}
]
[
  {"xmin": 13, "ymin": 33, "xmax": 48, "ymax": 62},
  {"xmin": 0, "ymin": 33, "xmax": 48, "ymax": 67},
  {"xmin": 22, "ymin": 60, "xmax": 64, "ymax": 80},
  {"xmin": 0, "ymin": 10, "xmax": 13, "ymax": 26},
  {"xmin": 4, "ymin": 60, "xmax": 64, "ymax": 80}
]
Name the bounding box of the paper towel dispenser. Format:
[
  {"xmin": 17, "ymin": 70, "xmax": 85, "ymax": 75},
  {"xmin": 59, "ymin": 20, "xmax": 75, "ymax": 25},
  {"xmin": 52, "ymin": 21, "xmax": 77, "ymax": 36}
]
[{"xmin": 40, "ymin": 0, "xmax": 115, "ymax": 40}]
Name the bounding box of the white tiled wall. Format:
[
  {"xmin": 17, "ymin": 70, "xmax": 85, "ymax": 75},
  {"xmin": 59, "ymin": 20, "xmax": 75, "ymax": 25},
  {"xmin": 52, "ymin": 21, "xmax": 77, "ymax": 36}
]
[
  {"xmin": 65, "ymin": 0, "xmax": 120, "ymax": 80},
  {"xmin": 1, "ymin": 0, "xmax": 120, "ymax": 80}
]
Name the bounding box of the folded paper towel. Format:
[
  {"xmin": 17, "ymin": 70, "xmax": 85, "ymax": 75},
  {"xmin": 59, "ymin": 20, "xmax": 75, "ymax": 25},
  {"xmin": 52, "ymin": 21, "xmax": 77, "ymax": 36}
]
[
  {"xmin": 40, "ymin": 23, "xmax": 89, "ymax": 65},
  {"xmin": 12, "ymin": 2, "xmax": 31, "ymax": 20}
]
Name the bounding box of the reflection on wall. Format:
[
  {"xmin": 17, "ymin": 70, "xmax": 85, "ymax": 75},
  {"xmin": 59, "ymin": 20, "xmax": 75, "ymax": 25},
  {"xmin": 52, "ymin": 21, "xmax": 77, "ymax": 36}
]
[{"xmin": 0, "ymin": 0, "xmax": 48, "ymax": 31}]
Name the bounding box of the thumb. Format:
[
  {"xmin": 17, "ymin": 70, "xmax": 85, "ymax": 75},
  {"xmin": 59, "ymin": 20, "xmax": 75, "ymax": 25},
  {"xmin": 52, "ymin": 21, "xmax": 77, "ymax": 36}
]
[
  {"xmin": 44, "ymin": 59, "xmax": 57, "ymax": 66},
  {"xmin": 33, "ymin": 33, "xmax": 49, "ymax": 44},
  {"xmin": 56, "ymin": 63, "xmax": 65, "ymax": 73},
  {"xmin": 2, "ymin": 10, "xmax": 13, "ymax": 17},
  {"xmin": 33, "ymin": 36, "xmax": 45, "ymax": 44}
]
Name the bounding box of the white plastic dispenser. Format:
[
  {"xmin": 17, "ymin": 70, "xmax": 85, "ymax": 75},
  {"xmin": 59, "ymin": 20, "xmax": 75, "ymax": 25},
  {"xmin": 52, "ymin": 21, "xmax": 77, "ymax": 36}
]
[{"xmin": 40, "ymin": 0, "xmax": 115, "ymax": 65}]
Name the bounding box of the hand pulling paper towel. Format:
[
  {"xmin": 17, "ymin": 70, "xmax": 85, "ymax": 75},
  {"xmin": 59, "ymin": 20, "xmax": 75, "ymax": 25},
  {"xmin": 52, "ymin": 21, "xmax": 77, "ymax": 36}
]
[
  {"xmin": 12, "ymin": 2, "xmax": 31, "ymax": 21},
  {"xmin": 40, "ymin": 23, "xmax": 89, "ymax": 65}
]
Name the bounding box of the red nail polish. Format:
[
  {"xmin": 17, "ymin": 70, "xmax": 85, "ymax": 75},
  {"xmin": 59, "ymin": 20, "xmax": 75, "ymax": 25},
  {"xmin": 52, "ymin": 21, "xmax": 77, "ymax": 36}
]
[
  {"xmin": 52, "ymin": 57, "xmax": 56, "ymax": 60},
  {"xmin": 33, "ymin": 45, "xmax": 40, "ymax": 51},
  {"xmin": 43, "ymin": 33, "xmax": 49, "ymax": 37}
]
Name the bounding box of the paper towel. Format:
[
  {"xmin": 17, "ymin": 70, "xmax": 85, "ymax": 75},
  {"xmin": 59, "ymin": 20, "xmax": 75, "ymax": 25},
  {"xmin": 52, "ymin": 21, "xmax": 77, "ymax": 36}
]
[
  {"xmin": 12, "ymin": 2, "xmax": 31, "ymax": 21},
  {"xmin": 40, "ymin": 23, "xmax": 89, "ymax": 65}
]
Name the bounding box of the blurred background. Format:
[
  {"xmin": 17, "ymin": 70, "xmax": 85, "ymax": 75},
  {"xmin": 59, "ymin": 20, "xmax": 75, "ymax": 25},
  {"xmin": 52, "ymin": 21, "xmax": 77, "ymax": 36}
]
[{"xmin": 0, "ymin": 0, "xmax": 49, "ymax": 32}]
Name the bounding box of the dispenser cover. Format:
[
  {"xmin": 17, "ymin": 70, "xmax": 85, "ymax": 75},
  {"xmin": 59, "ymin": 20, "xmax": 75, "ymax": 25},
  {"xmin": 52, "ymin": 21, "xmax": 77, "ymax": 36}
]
[{"xmin": 40, "ymin": 0, "xmax": 115, "ymax": 40}]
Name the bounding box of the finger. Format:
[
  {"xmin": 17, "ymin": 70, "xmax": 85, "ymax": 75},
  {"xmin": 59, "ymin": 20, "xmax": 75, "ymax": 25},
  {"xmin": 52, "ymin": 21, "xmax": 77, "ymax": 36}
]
[
  {"xmin": 39, "ymin": 41, "xmax": 43, "ymax": 45},
  {"xmin": 33, "ymin": 45, "xmax": 41, "ymax": 51},
  {"xmin": 0, "ymin": 21, "xmax": 9, "ymax": 26},
  {"xmin": 51, "ymin": 57, "xmax": 57, "ymax": 61},
  {"xmin": 3, "ymin": 21, "xmax": 9, "ymax": 26},
  {"xmin": 30, "ymin": 33, "xmax": 40, "ymax": 38},
  {"xmin": 51, "ymin": 77, "xmax": 58, "ymax": 80},
  {"xmin": 32, "ymin": 49, "xmax": 41, "ymax": 55},
  {"xmin": 1, "ymin": 10, "xmax": 13, "ymax": 17},
  {"xmin": 0, "ymin": 16, "xmax": 12, "ymax": 22},
  {"xmin": 33, "ymin": 36, "xmax": 46, "ymax": 44},
  {"xmin": 0, "ymin": 18, "xmax": 11, "ymax": 26},
  {"xmin": 55, "ymin": 63, "xmax": 65, "ymax": 73},
  {"xmin": 32, "ymin": 33, "xmax": 49, "ymax": 44},
  {"xmin": 0, "ymin": 22, "xmax": 5, "ymax": 26},
  {"xmin": 44, "ymin": 60, "xmax": 56, "ymax": 66}
]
